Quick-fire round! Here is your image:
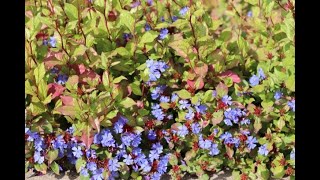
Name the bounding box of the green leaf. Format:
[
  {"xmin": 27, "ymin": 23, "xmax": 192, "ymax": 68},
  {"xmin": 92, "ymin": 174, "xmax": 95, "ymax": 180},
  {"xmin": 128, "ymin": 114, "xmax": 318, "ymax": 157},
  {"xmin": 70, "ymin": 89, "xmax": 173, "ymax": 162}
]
[
  {"xmin": 245, "ymin": 0, "xmax": 258, "ymax": 5},
  {"xmin": 130, "ymin": 82, "xmax": 142, "ymax": 96},
  {"xmin": 64, "ymin": 3, "xmax": 78, "ymax": 21},
  {"xmin": 119, "ymin": 11, "xmax": 135, "ymax": 33},
  {"xmin": 120, "ymin": 97, "xmax": 136, "ymax": 108},
  {"xmin": 50, "ymin": 161, "xmax": 60, "ymax": 175},
  {"xmin": 272, "ymin": 166, "xmax": 285, "ymax": 179},
  {"xmin": 285, "ymin": 75, "xmax": 295, "ymax": 92},
  {"xmin": 30, "ymin": 102, "xmax": 46, "ymax": 115},
  {"xmin": 113, "ymin": 76, "xmax": 127, "ymax": 83},
  {"xmin": 212, "ymin": 110, "xmax": 224, "ymax": 125},
  {"xmin": 47, "ymin": 149, "xmax": 59, "ymax": 164},
  {"xmin": 34, "ymin": 163, "xmax": 47, "ymax": 174},
  {"xmin": 38, "ymin": 79, "xmax": 48, "ymax": 101},
  {"xmin": 75, "ymin": 158, "xmax": 86, "ymax": 173},
  {"xmin": 140, "ymin": 31, "xmax": 158, "ymax": 44},
  {"xmin": 34, "ymin": 63, "xmax": 46, "ymax": 85},
  {"xmin": 175, "ymin": 89, "xmax": 191, "ymax": 99},
  {"xmin": 73, "ymin": 44, "xmax": 87, "ymax": 57},
  {"xmin": 25, "ymin": 80, "xmax": 37, "ymax": 96}
]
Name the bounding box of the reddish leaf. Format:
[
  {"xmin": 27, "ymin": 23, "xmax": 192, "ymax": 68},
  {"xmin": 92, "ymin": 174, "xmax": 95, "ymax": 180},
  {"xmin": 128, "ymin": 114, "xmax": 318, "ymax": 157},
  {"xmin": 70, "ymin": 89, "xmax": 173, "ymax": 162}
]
[
  {"xmin": 194, "ymin": 64, "xmax": 208, "ymax": 78},
  {"xmin": 73, "ymin": 64, "xmax": 87, "ymax": 75},
  {"xmin": 194, "ymin": 77, "xmax": 204, "ymax": 90},
  {"xmin": 67, "ymin": 75, "xmax": 79, "ymax": 85},
  {"xmin": 218, "ymin": 70, "xmax": 241, "ymax": 83},
  {"xmin": 226, "ymin": 145, "xmax": 234, "ymax": 158},
  {"xmin": 187, "ymin": 79, "xmax": 195, "ymax": 89},
  {"xmin": 48, "ymin": 83, "xmax": 65, "ymax": 99},
  {"xmin": 44, "ymin": 52, "xmax": 64, "ymax": 69},
  {"xmin": 60, "ymin": 96, "xmax": 74, "ymax": 106},
  {"xmin": 80, "ymin": 70, "xmax": 101, "ymax": 84},
  {"xmin": 81, "ymin": 129, "xmax": 94, "ymax": 149},
  {"xmin": 89, "ymin": 117, "xmax": 100, "ymax": 133}
]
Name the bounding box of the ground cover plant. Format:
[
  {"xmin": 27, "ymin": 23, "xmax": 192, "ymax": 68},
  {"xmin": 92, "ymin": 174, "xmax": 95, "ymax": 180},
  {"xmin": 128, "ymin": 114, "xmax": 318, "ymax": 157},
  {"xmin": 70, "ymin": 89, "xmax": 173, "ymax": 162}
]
[{"xmin": 25, "ymin": 0, "xmax": 295, "ymax": 179}]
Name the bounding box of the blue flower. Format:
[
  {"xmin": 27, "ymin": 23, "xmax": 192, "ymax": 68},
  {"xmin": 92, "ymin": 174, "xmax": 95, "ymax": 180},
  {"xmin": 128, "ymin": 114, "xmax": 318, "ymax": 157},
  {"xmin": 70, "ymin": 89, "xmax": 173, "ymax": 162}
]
[
  {"xmin": 140, "ymin": 159, "xmax": 152, "ymax": 173},
  {"xmin": 247, "ymin": 11, "xmax": 253, "ymax": 17},
  {"xmin": 100, "ymin": 130, "xmax": 116, "ymax": 147},
  {"xmin": 195, "ymin": 104, "xmax": 207, "ymax": 114},
  {"xmin": 220, "ymin": 132, "xmax": 232, "ymax": 141},
  {"xmin": 148, "ymin": 130, "xmax": 157, "ymax": 140},
  {"xmin": 209, "ymin": 143, "xmax": 219, "ymax": 156},
  {"xmin": 34, "ymin": 151, "xmax": 44, "ymax": 164},
  {"xmin": 258, "ymin": 68, "xmax": 266, "ymax": 80},
  {"xmin": 246, "ymin": 136, "xmax": 258, "ymax": 150},
  {"xmin": 232, "ymin": 138, "xmax": 240, "ymax": 148},
  {"xmin": 52, "ymin": 135, "xmax": 66, "ymax": 151},
  {"xmin": 121, "ymin": 132, "xmax": 135, "ymax": 147},
  {"xmin": 274, "ymin": 91, "xmax": 283, "ymax": 100},
  {"xmin": 160, "ymin": 16, "xmax": 165, "ymax": 22},
  {"xmin": 80, "ymin": 168, "xmax": 89, "ymax": 177},
  {"xmin": 108, "ymin": 158, "xmax": 120, "ymax": 172},
  {"xmin": 123, "ymin": 154, "xmax": 134, "ymax": 165},
  {"xmin": 157, "ymin": 156, "xmax": 169, "ymax": 174},
  {"xmin": 160, "ymin": 96, "xmax": 170, "ymax": 103},
  {"xmin": 213, "ymin": 128, "xmax": 219, "ymax": 135},
  {"xmin": 222, "ymin": 95, "xmax": 232, "ymax": 105},
  {"xmin": 179, "ymin": 100, "xmax": 190, "ymax": 110},
  {"xmin": 172, "ymin": 16, "xmax": 178, "ymax": 22},
  {"xmin": 151, "ymin": 104, "xmax": 165, "ymax": 121},
  {"xmin": 151, "ymin": 172, "xmax": 161, "ymax": 180},
  {"xmin": 131, "ymin": 1, "xmax": 141, "ymax": 8},
  {"xmin": 290, "ymin": 148, "xmax": 295, "ymax": 160},
  {"xmin": 224, "ymin": 119, "xmax": 233, "ymax": 126},
  {"xmin": 34, "ymin": 137, "xmax": 46, "ymax": 151},
  {"xmin": 258, "ymin": 144, "xmax": 269, "ymax": 156},
  {"xmin": 212, "ymin": 90, "xmax": 217, "ymax": 97},
  {"xmin": 240, "ymin": 119, "xmax": 251, "ymax": 125},
  {"xmin": 123, "ymin": 33, "xmax": 132, "ymax": 40},
  {"xmin": 185, "ymin": 108, "xmax": 194, "ymax": 120},
  {"xmin": 152, "ymin": 142, "xmax": 163, "ymax": 154},
  {"xmin": 151, "ymin": 86, "xmax": 164, "ymax": 100},
  {"xmin": 114, "ymin": 122, "xmax": 124, "ymax": 134},
  {"xmin": 249, "ymin": 75, "xmax": 260, "ymax": 86},
  {"xmin": 171, "ymin": 93, "xmax": 179, "ymax": 102},
  {"xmin": 288, "ymin": 99, "xmax": 295, "ymax": 112},
  {"xmin": 147, "ymin": 60, "xmax": 168, "ymax": 82},
  {"xmin": 179, "ymin": 6, "xmax": 189, "ymax": 16},
  {"xmin": 85, "ymin": 149, "xmax": 97, "ymax": 159},
  {"xmin": 51, "ymin": 67, "xmax": 59, "ymax": 74},
  {"xmin": 132, "ymin": 134, "xmax": 142, "ymax": 147},
  {"xmin": 177, "ymin": 125, "xmax": 189, "ymax": 137},
  {"xmin": 158, "ymin": 28, "xmax": 168, "ymax": 40},
  {"xmin": 149, "ymin": 150, "xmax": 160, "ymax": 161},
  {"xmin": 49, "ymin": 36, "xmax": 57, "ymax": 47},
  {"xmin": 116, "ymin": 149, "xmax": 126, "ymax": 159},
  {"xmin": 199, "ymin": 135, "xmax": 212, "ymax": 149},
  {"xmin": 87, "ymin": 162, "xmax": 97, "ymax": 172},
  {"xmin": 145, "ymin": 23, "xmax": 151, "ymax": 31},
  {"xmin": 191, "ymin": 123, "xmax": 201, "ymax": 134},
  {"xmin": 72, "ymin": 146, "xmax": 83, "ymax": 158},
  {"xmin": 92, "ymin": 168, "xmax": 104, "ymax": 180},
  {"xmin": 26, "ymin": 131, "xmax": 39, "ymax": 142},
  {"xmin": 57, "ymin": 74, "xmax": 68, "ymax": 85}
]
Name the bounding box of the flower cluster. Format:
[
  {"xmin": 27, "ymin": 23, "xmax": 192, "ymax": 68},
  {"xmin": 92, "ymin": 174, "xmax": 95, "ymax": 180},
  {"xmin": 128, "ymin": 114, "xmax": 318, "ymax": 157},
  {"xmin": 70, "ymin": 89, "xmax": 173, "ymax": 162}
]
[{"xmin": 146, "ymin": 59, "xmax": 169, "ymax": 82}]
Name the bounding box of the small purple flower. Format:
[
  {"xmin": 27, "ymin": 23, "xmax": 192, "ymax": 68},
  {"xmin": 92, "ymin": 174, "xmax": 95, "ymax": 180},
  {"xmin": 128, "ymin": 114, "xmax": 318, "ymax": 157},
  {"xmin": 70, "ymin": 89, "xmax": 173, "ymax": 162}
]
[
  {"xmin": 179, "ymin": 6, "xmax": 189, "ymax": 16},
  {"xmin": 191, "ymin": 123, "xmax": 201, "ymax": 134},
  {"xmin": 151, "ymin": 105, "xmax": 165, "ymax": 121},
  {"xmin": 151, "ymin": 172, "xmax": 161, "ymax": 180},
  {"xmin": 123, "ymin": 154, "xmax": 134, "ymax": 165},
  {"xmin": 209, "ymin": 143, "xmax": 219, "ymax": 156},
  {"xmin": 274, "ymin": 91, "xmax": 283, "ymax": 100},
  {"xmin": 290, "ymin": 148, "xmax": 295, "ymax": 160},
  {"xmin": 249, "ymin": 75, "xmax": 260, "ymax": 86},
  {"xmin": 57, "ymin": 74, "xmax": 68, "ymax": 85},
  {"xmin": 146, "ymin": 0, "xmax": 153, "ymax": 6},
  {"xmin": 160, "ymin": 16, "xmax": 165, "ymax": 22},
  {"xmin": 158, "ymin": 28, "xmax": 168, "ymax": 40},
  {"xmin": 258, "ymin": 68, "xmax": 266, "ymax": 80},
  {"xmin": 121, "ymin": 133, "xmax": 135, "ymax": 147},
  {"xmin": 108, "ymin": 158, "xmax": 120, "ymax": 172},
  {"xmin": 171, "ymin": 93, "xmax": 179, "ymax": 102},
  {"xmin": 132, "ymin": 134, "xmax": 142, "ymax": 147},
  {"xmin": 222, "ymin": 95, "xmax": 232, "ymax": 105},
  {"xmin": 288, "ymin": 99, "xmax": 295, "ymax": 112},
  {"xmin": 160, "ymin": 96, "xmax": 170, "ymax": 103},
  {"xmin": 131, "ymin": 1, "xmax": 141, "ymax": 8},
  {"xmin": 149, "ymin": 150, "xmax": 160, "ymax": 161},
  {"xmin": 185, "ymin": 108, "xmax": 195, "ymax": 120},
  {"xmin": 213, "ymin": 128, "xmax": 219, "ymax": 135},
  {"xmin": 240, "ymin": 119, "xmax": 251, "ymax": 125},
  {"xmin": 246, "ymin": 136, "xmax": 258, "ymax": 150},
  {"xmin": 224, "ymin": 119, "xmax": 233, "ymax": 126},
  {"xmin": 258, "ymin": 144, "xmax": 269, "ymax": 156},
  {"xmin": 195, "ymin": 104, "xmax": 207, "ymax": 114},
  {"xmin": 87, "ymin": 162, "xmax": 97, "ymax": 172},
  {"xmin": 145, "ymin": 23, "xmax": 151, "ymax": 31},
  {"xmin": 147, "ymin": 130, "xmax": 157, "ymax": 140},
  {"xmin": 72, "ymin": 146, "xmax": 83, "ymax": 158},
  {"xmin": 34, "ymin": 151, "xmax": 44, "ymax": 164},
  {"xmin": 179, "ymin": 100, "xmax": 190, "ymax": 110},
  {"xmin": 247, "ymin": 11, "xmax": 253, "ymax": 17},
  {"xmin": 199, "ymin": 135, "xmax": 212, "ymax": 149},
  {"xmin": 114, "ymin": 122, "xmax": 124, "ymax": 134},
  {"xmin": 92, "ymin": 168, "xmax": 104, "ymax": 180},
  {"xmin": 49, "ymin": 36, "xmax": 57, "ymax": 47},
  {"xmin": 212, "ymin": 90, "xmax": 217, "ymax": 97},
  {"xmin": 177, "ymin": 125, "xmax": 189, "ymax": 137},
  {"xmin": 80, "ymin": 168, "xmax": 89, "ymax": 177},
  {"xmin": 220, "ymin": 132, "xmax": 232, "ymax": 141},
  {"xmin": 85, "ymin": 149, "xmax": 97, "ymax": 159},
  {"xmin": 43, "ymin": 39, "xmax": 48, "ymax": 46},
  {"xmin": 152, "ymin": 142, "xmax": 163, "ymax": 154},
  {"xmin": 51, "ymin": 67, "xmax": 59, "ymax": 74},
  {"xmin": 232, "ymin": 137, "xmax": 240, "ymax": 148},
  {"xmin": 123, "ymin": 33, "xmax": 132, "ymax": 41},
  {"xmin": 172, "ymin": 16, "xmax": 178, "ymax": 22}
]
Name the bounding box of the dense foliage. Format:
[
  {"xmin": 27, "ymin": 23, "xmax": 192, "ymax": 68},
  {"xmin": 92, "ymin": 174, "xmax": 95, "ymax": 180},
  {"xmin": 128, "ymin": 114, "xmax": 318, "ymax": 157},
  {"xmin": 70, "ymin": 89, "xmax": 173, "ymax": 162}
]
[{"xmin": 25, "ymin": 0, "xmax": 295, "ymax": 179}]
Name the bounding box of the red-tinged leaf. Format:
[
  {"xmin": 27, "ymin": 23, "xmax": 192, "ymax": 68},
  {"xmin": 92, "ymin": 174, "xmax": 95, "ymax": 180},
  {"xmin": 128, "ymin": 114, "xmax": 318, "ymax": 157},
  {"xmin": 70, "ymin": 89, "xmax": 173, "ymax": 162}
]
[
  {"xmin": 171, "ymin": 123, "xmax": 181, "ymax": 132},
  {"xmin": 89, "ymin": 117, "xmax": 100, "ymax": 133},
  {"xmin": 55, "ymin": 106, "xmax": 76, "ymax": 116},
  {"xmin": 80, "ymin": 70, "xmax": 101, "ymax": 84},
  {"xmin": 226, "ymin": 145, "xmax": 234, "ymax": 158},
  {"xmin": 211, "ymin": 110, "xmax": 224, "ymax": 125},
  {"xmin": 127, "ymin": 85, "xmax": 132, "ymax": 96},
  {"xmin": 44, "ymin": 52, "xmax": 64, "ymax": 69},
  {"xmin": 218, "ymin": 70, "xmax": 241, "ymax": 83},
  {"xmin": 194, "ymin": 64, "xmax": 208, "ymax": 78},
  {"xmin": 67, "ymin": 75, "xmax": 79, "ymax": 85},
  {"xmin": 232, "ymin": 101, "xmax": 245, "ymax": 109},
  {"xmin": 72, "ymin": 64, "xmax": 87, "ymax": 75},
  {"xmin": 187, "ymin": 79, "xmax": 195, "ymax": 89},
  {"xmin": 60, "ymin": 96, "xmax": 74, "ymax": 106},
  {"xmin": 48, "ymin": 83, "xmax": 65, "ymax": 99},
  {"xmin": 200, "ymin": 120, "xmax": 210, "ymax": 128},
  {"xmin": 194, "ymin": 77, "xmax": 204, "ymax": 90},
  {"xmin": 81, "ymin": 129, "xmax": 94, "ymax": 149},
  {"xmin": 216, "ymin": 82, "xmax": 228, "ymax": 98}
]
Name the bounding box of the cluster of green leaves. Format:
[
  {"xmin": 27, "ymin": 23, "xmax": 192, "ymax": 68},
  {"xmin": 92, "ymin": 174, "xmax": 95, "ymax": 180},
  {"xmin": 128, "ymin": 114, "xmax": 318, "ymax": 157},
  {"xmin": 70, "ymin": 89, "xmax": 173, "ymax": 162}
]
[{"xmin": 25, "ymin": 0, "xmax": 295, "ymax": 179}]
